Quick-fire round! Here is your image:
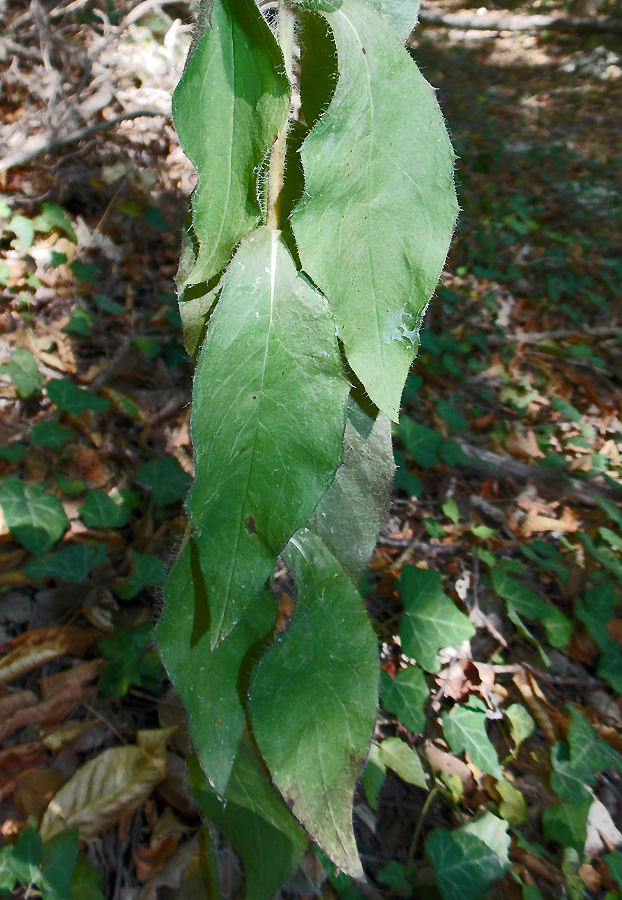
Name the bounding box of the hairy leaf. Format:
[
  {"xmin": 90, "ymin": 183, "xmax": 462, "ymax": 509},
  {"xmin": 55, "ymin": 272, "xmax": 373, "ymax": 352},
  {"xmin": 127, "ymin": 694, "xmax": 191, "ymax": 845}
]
[
  {"xmin": 442, "ymin": 699, "xmax": 502, "ymax": 779},
  {"xmin": 188, "ymin": 742, "xmax": 306, "ymax": 900},
  {"xmin": 380, "ymin": 665, "xmax": 428, "ymax": 733},
  {"xmin": 356, "ymin": 0, "xmax": 420, "ymax": 41},
  {"xmin": 292, "ymin": 0, "xmax": 457, "ymax": 419},
  {"xmin": 399, "ymin": 566, "xmax": 474, "ymax": 673},
  {"xmin": 173, "ymin": 0, "xmax": 289, "ymax": 286},
  {"xmin": 189, "ymin": 227, "xmax": 349, "ymax": 645},
  {"xmin": 311, "ymin": 395, "xmax": 394, "ymax": 580},
  {"xmin": 250, "ymin": 529, "xmax": 378, "ymax": 877},
  {"xmin": 157, "ymin": 540, "xmax": 276, "ymax": 796}
]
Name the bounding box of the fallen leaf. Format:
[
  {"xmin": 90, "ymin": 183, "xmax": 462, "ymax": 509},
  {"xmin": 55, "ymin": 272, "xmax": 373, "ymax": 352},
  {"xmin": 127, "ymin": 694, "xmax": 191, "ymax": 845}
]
[
  {"xmin": 13, "ymin": 767, "xmax": 65, "ymax": 820},
  {"xmin": 134, "ymin": 834, "xmax": 179, "ymax": 882},
  {"xmin": 505, "ymin": 426, "xmax": 545, "ymax": 460},
  {"xmin": 0, "ymin": 742, "xmax": 48, "ymax": 803},
  {"xmin": 0, "ymin": 627, "xmax": 95, "ymax": 686},
  {"xmin": 39, "ymin": 728, "xmax": 172, "ymax": 840},
  {"xmin": 584, "ymin": 796, "xmax": 622, "ymax": 857},
  {"xmin": 520, "ymin": 506, "xmax": 580, "ymax": 537},
  {"xmin": 606, "ymin": 620, "xmax": 622, "ymax": 647}
]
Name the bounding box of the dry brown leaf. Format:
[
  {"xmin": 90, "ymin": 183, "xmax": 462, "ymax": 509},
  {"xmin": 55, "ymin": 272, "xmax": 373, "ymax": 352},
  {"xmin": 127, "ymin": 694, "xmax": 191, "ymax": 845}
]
[
  {"xmin": 606, "ymin": 619, "xmax": 622, "ymax": 647},
  {"xmin": 42, "ymin": 720, "xmax": 97, "ymax": 753},
  {"xmin": 505, "ymin": 426, "xmax": 545, "ymax": 460},
  {"xmin": 520, "ymin": 506, "xmax": 580, "ymax": 537},
  {"xmin": 0, "ymin": 627, "xmax": 95, "ymax": 686},
  {"xmin": 0, "ymin": 742, "xmax": 48, "ymax": 803},
  {"xmin": 134, "ymin": 835, "xmax": 179, "ymax": 882},
  {"xmin": 39, "ymin": 728, "xmax": 173, "ymax": 840},
  {"xmin": 14, "ymin": 767, "xmax": 65, "ymax": 821},
  {"xmin": 424, "ymin": 741, "xmax": 475, "ymax": 794}
]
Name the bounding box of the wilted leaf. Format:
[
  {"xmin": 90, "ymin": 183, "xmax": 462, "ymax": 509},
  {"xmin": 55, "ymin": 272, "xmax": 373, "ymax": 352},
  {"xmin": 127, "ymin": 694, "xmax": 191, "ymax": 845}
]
[
  {"xmin": 399, "ymin": 566, "xmax": 474, "ymax": 673},
  {"xmin": 39, "ymin": 729, "xmax": 171, "ymax": 840},
  {"xmin": 0, "ymin": 627, "xmax": 95, "ymax": 686},
  {"xmin": 378, "ymin": 737, "xmax": 428, "ymax": 788},
  {"xmin": 0, "ymin": 477, "xmax": 69, "ymax": 556}
]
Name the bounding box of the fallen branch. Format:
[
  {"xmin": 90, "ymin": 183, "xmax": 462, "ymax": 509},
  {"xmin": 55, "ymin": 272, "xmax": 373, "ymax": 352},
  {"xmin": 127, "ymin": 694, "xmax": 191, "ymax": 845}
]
[
  {"xmin": 0, "ymin": 109, "xmax": 169, "ymax": 174},
  {"xmin": 416, "ymin": 8, "xmax": 622, "ymax": 34},
  {"xmin": 456, "ymin": 439, "xmax": 620, "ymax": 506}
]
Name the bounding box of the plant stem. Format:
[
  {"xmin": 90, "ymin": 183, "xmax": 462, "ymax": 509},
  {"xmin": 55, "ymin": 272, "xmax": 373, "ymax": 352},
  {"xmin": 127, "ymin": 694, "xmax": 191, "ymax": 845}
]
[{"xmin": 266, "ymin": 0, "xmax": 294, "ymax": 230}]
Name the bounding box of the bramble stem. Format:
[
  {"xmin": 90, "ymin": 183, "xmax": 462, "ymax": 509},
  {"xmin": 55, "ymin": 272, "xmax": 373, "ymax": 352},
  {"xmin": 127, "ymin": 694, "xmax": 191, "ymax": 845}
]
[{"xmin": 266, "ymin": 0, "xmax": 294, "ymax": 230}]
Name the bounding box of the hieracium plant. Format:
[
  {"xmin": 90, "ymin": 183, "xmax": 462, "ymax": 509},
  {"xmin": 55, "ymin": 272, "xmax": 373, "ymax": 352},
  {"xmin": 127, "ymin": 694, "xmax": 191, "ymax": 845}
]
[{"xmin": 156, "ymin": 0, "xmax": 457, "ymax": 892}]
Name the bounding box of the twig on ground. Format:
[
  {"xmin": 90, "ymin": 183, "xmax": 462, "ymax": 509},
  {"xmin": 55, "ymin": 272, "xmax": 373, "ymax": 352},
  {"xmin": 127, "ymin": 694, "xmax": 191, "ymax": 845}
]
[
  {"xmin": 416, "ymin": 8, "xmax": 622, "ymax": 35},
  {"xmin": 0, "ymin": 109, "xmax": 169, "ymax": 173}
]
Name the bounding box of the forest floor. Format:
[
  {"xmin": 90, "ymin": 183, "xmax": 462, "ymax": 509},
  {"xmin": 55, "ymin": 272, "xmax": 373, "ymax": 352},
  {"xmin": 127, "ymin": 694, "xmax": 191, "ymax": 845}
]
[{"xmin": 0, "ymin": 1, "xmax": 621, "ymax": 898}]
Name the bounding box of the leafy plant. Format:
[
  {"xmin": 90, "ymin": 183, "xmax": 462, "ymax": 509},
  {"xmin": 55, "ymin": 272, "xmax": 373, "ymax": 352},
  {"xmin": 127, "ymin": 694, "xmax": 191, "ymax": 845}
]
[{"xmin": 156, "ymin": 0, "xmax": 456, "ymax": 890}]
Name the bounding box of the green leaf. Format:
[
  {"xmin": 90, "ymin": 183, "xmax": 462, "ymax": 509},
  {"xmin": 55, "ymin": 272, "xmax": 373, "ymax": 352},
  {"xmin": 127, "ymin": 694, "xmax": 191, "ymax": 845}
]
[
  {"xmin": 292, "ymin": 0, "xmax": 457, "ymax": 419},
  {"xmin": 550, "ymin": 743, "xmax": 590, "ymax": 803},
  {"xmin": 426, "ymin": 828, "xmax": 506, "ymax": 900},
  {"xmin": 398, "ymin": 566, "xmax": 475, "ymax": 673},
  {"xmin": 69, "ymin": 855, "xmax": 105, "ymax": 900},
  {"xmin": 31, "ymin": 421, "xmax": 73, "ymax": 449},
  {"xmin": 25, "ymin": 542, "xmax": 106, "ymax": 583},
  {"xmin": 462, "ymin": 813, "xmax": 511, "ymax": 869},
  {"xmin": 99, "ymin": 622, "xmax": 163, "ymax": 697},
  {"xmin": 380, "ymin": 665, "xmax": 428, "ymax": 733},
  {"xmin": 377, "ymin": 860, "xmax": 413, "ymax": 897},
  {"xmin": 9, "ymin": 828, "xmax": 42, "ymax": 885},
  {"xmin": 605, "ymin": 851, "xmax": 622, "ymax": 890},
  {"xmin": 39, "ymin": 830, "xmax": 79, "ymax": 900},
  {"xmin": 311, "ymin": 395, "xmax": 394, "ymax": 581},
  {"xmin": 505, "ymin": 703, "xmax": 535, "ymax": 753},
  {"xmin": 9, "ymin": 214, "xmax": 35, "ymax": 248},
  {"xmin": 173, "ymin": 0, "xmax": 289, "ymax": 286},
  {"xmin": 299, "ymin": 11, "xmax": 339, "ymax": 129},
  {"xmin": 356, "ymin": 0, "xmax": 420, "ymax": 41},
  {"xmin": 250, "ymin": 529, "xmax": 378, "ymax": 877},
  {"xmin": 179, "ymin": 288, "xmax": 219, "ymax": 361},
  {"xmin": 0, "ymin": 846, "xmax": 17, "ymax": 892},
  {"xmin": 542, "ymin": 801, "xmax": 591, "ymax": 854},
  {"xmin": 47, "ymin": 379, "xmax": 111, "ymax": 414},
  {"xmin": 491, "ymin": 569, "xmax": 572, "ymax": 649},
  {"xmin": 79, "ymin": 491, "xmax": 130, "ymax": 529},
  {"xmin": 398, "ymin": 419, "xmax": 442, "ymax": 468},
  {"xmin": 114, "ymin": 551, "xmax": 166, "ymax": 600},
  {"xmin": 188, "ymin": 742, "xmax": 306, "ymax": 900},
  {"xmin": 0, "ymin": 477, "xmax": 68, "ymax": 555},
  {"xmin": 442, "ymin": 498, "xmax": 460, "ymax": 524},
  {"xmin": 136, "ymin": 456, "xmax": 192, "ymax": 506},
  {"xmin": 34, "ymin": 202, "xmax": 77, "ymax": 242},
  {"xmin": 442, "ymin": 699, "xmax": 502, "ymax": 778},
  {"xmin": 9, "ymin": 348, "xmax": 43, "ymax": 399},
  {"xmin": 189, "ymin": 227, "xmax": 349, "ymax": 646},
  {"xmin": 362, "ymin": 743, "xmax": 386, "ymax": 811},
  {"xmin": 55, "ymin": 474, "xmax": 87, "ymax": 495},
  {"xmin": 0, "ymin": 444, "xmax": 27, "ymax": 462},
  {"xmin": 378, "ymin": 737, "xmax": 427, "ymax": 788},
  {"xmin": 156, "ymin": 540, "xmax": 276, "ymax": 796},
  {"xmin": 495, "ymin": 778, "xmax": 527, "ymax": 826},
  {"xmin": 565, "ymin": 706, "xmax": 622, "ymax": 782}
]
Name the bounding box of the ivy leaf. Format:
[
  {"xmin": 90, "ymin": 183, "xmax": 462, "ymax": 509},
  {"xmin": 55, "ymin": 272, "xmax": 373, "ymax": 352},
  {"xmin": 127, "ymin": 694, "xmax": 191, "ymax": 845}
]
[
  {"xmin": 31, "ymin": 421, "xmax": 73, "ymax": 449},
  {"xmin": 0, "ymin": 477, "xmax": 69, "ymax": 556},
  {"xmin": 362, "ymin": 743, "xmax": 386, "ymax": 811},
  {"xmin": 34, "ymin": 202, "xmax": 77, "ymax": 242},
  {"xmin": 550, "ymin": 743, "xmax": 590, "ymax": 803},
  {"xmin": 9, "ymin": 348, "xmax": 43, "ymax": 399},
  {"xmin": 565, "ymin": 706, "xmax": 622, "ymax": 782},
  {"xmin": 462, "ymin": 813, "xmax": 511, "ymax": 870},
  {"xmin": 173, "ymin": 0, "xmax": 289, "ymax": 286},
  {"xmin": 99, "ymin": 622, "xmax": 163, "ymax": 698},
  {"xmin": 505, "ymin": 703, "xmax": 535, "ymax": 753},
  {"xmin": 605, "ymin": 850, "xmax": 622, "ymax": 890},
  {"xmin": 426, "ymin": 828, "xmax": 506, "ymax": 900},
  {"xmin": 250, "ymin": 529, "xmax": 378, "ymax": 877},
  {"xmin": 188, "ymin": 742, "xmax": 306, "ymax": 900},
  {"xmin": 114, "ymin": 552, "xmax": 166, "ymax": 600},
  {"xmin": 39, "ymin": 829, "xmax": 79, "ymax": 900},
  {"xmin": 136, "ymin": 456, "xmax": 192, "ymax": 506},
  {"xmin": 156, "ymin": 540, "xmax": 276, "ymax": 796},
  {"xmin": 79, "ymin": 491, "xmax": 130, "ymax": 529},
  {"xmin": 311, "ymin": 395, "xmax": 395, "ymax": 581},
  {"xmin": 575, "ymin": 584, "xmax": 622, "ymax": 693},
  {"xmin": 25, "ymin": 542, "xmax": 107, "ymax": 583},
  {"xmin": 47, "ymin": 379, "xmax": 111, "ymax": 414},
  {"xmin": 292, "ymin": 0, "xmax": 457, "ymax": 419},
  {"xmin": 380, "ymin": 665, "xmax": 428, "ymax": 733},
  {"xmin": 442, "ymin": 699, "xmax": 502, "ymax": 779},
  {"xmin": 398, "ymin": 566, "xmax": 474, "ymax": 673},
  {"xmin": 398, "ymin": 420, "xmax": 442, "ymax": 468},
  {"xmin": 189, "ymin": 227, "xmax": 349, "ymax": 646},
  {"xmin": 542, "ymin": 801, "xmax": 591, "ymax": 854},
  {"xmin": 491, "ymin": 570, "xmax": 572, "ymax": 649},
  {"xmin": 378, "ymin": 737, "xmax": 427, "ymax": 788},
  {"xmin": 8, "ymin": 828, "xmax": 41, "ymax": 886}
]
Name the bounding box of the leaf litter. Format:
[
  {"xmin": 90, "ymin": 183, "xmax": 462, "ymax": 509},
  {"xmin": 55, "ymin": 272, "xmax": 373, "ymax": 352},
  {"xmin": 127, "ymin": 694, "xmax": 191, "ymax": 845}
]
[{"xmin": 0, "ymin": 0, "xmax": 621, "ymax": 897}]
